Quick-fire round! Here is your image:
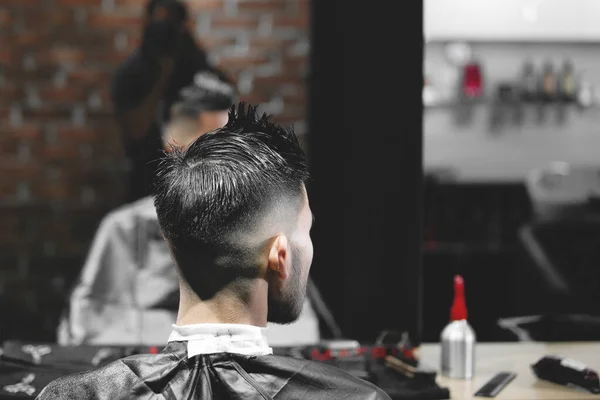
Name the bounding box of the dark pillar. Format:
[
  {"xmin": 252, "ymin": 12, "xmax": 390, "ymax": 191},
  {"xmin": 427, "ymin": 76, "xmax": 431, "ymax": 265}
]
[{"xmin": 307, "ymin": 0, "xmax": 424, "ymax": 343}]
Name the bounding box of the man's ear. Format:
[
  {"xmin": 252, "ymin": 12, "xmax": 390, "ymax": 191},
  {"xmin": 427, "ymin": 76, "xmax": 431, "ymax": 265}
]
[{"xmin": 267, "ymin": 235, "xmax": 289, "ymax": 280}]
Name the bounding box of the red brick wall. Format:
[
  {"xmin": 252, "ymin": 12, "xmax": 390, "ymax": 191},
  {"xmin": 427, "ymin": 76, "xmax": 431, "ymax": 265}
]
[{"xmin": 0, "ymin": 0, "xmax": 309, "ymax": 341}]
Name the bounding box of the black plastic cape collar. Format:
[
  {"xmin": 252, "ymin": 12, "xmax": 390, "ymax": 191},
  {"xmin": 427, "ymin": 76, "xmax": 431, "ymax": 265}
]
[{"xmin": 36, "ymin": 341, "xmax": 391, "ymax": 399}]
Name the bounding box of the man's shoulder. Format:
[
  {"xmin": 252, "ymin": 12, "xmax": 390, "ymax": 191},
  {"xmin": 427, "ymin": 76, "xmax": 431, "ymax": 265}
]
[
  {"xmin": 101, "ymin": 196, "xmax": 157, "ymax": 230},
  {"xmin": 257, "ymin": 355, "xmax": 392, "ymax": 399},
  {"xmin": 302, "ymin": 359, "xmax": 391, "ymax": 398},
  {"xmin": 36, "ymin": 360, "xmax": 135, "ymax": 399}
]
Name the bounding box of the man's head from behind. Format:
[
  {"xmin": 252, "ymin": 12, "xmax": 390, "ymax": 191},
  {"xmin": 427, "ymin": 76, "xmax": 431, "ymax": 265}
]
[
  {"xmin": 163, "ymin": 71, "xmax": 236, "ymax": 150},
  {"xmin": 154, "ymin": 104, "xmax": 313, "ymax": 324}
]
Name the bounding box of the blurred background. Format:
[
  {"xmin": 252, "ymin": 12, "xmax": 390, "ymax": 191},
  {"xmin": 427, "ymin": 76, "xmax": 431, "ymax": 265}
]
[
  {"xmin": 1, "ymin": 0, "xmax": 600, "ymax": 347},
  {"xmin": 423, "ymin": 0, "xmax": 600, "ymax": 343},
  {"xmin": 0, "ymin": 0, "xmax": 309, "ymax": 342}
]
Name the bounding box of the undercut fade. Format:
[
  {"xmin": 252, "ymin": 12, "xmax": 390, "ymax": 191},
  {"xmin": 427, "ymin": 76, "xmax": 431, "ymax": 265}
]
[{"xmin": 153, "ymin": 103, "xmax": 309, "ymax": 299}]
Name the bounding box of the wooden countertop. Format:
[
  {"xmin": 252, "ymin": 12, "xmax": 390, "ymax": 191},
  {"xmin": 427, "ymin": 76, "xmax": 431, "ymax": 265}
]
[{"xmin": 418, "ymin": 342, "xmax": 600, "ymax": 399}]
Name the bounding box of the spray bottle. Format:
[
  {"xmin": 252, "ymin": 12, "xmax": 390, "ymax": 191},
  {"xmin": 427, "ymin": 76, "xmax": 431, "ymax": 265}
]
[{"xmin": 440, "ymin": 275, "xmax": 476, "ymax": 379}]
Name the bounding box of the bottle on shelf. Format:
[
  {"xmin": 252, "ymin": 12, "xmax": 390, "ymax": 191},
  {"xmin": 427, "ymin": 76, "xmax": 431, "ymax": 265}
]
[
  {"xmin": 521, "ymin": 59, "xmax": 538, "ymax": 102},
  {"xmin": 461, "ymin": 55, "xmax": 483, "ymax": 100},
  {"xmin": 540, "ymin": 60, "xmax": 556, "ymax": 103},
  {"xmin": 577, "ymin": 79, "xmax": 595, "ymax": 109},
  {"xmin": 558, "ymin": 59, "xmax": 577, "ymax": 103}
]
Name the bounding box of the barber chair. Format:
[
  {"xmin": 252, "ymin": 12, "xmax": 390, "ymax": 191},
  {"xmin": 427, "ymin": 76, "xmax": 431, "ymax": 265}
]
[
  {"xmin": 500, "ymin": 218, "xmax": 600, "ymax": 341},
  {"xmin": 499, "ymin": 163, "xmax": 600, "ymax": 341}
]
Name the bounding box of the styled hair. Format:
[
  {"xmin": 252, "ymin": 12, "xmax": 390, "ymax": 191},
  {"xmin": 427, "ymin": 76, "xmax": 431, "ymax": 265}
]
[
  {"xmin": 171, "ymin": 71, "xmax": 237, "ymax": 120},
  {"xmin": 153, "ymin": 103, "xmax": 309, "ymax": 299}
]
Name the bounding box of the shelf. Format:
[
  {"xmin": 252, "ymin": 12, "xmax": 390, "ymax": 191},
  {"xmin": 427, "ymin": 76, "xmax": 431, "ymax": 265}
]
[{"xmin": 425, "ymin": 0, "xmax": 600, "ymax": 44}]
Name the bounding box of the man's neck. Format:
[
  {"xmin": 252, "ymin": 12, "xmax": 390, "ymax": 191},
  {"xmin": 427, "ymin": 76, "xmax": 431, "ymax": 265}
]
[{"xmin": 176, "ymin": 281, "xmax": 268, "ymax": 327}]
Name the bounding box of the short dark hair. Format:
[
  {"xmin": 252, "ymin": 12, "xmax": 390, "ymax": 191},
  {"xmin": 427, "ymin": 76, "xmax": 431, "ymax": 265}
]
[
  {"xmin": 154, "ymin": 103, "xmax": 309, "ymax": 299},
  {"xmin": 171, "ymin": 70, "xmax": 237, "ymax": 120}
]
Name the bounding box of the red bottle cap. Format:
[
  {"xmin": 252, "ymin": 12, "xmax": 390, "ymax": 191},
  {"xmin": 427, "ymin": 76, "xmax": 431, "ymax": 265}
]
[{"xmin": 450, "ymin": 275, "xmax": 468, "ymax": 321}]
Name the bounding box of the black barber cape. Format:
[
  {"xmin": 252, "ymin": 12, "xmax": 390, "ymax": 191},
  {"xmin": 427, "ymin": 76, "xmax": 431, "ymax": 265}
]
[{"xmin": 36, "ymin": 341, "xmax": 391, "ymax": 399}]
